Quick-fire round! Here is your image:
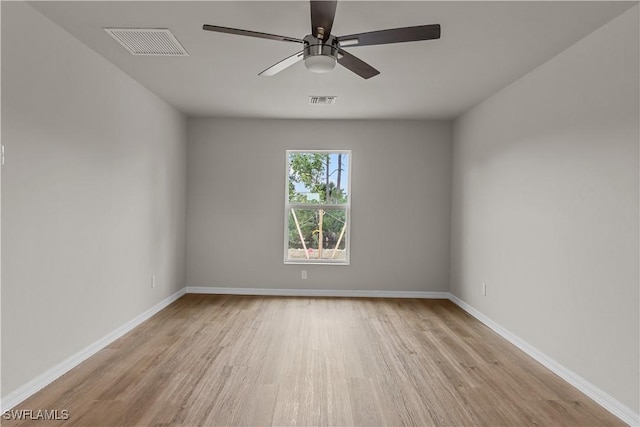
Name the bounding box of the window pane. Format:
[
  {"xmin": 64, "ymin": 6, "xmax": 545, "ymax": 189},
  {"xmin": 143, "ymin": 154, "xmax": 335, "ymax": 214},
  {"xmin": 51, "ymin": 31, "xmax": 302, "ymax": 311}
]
[
  {"xmin": 287, "ymin": 208, "xmax": 348, "ymax": 261},
  {"xmin": 288, "ymin": 152, "xmax": 349, "ymax": 205}
]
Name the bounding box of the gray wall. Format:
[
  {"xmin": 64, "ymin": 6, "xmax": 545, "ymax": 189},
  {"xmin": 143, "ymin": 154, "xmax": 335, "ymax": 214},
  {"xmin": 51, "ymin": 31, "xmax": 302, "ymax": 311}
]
[
  {"xmin": 450, "ymin": 6, "xmax": 639, "ymax": 413},
  {"xmin": 1, "ymin": 3, "xmax": 187, "ymax": 397},
  {"xmin": 187, "ymin": 118, "xmax": 452, "ymax": 291}
]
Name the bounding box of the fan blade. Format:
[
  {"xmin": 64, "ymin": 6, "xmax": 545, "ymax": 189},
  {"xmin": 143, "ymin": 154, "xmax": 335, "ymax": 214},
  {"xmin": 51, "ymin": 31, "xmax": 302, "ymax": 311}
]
[
  {"xmin": 259, "ymin": 50, "xmax": 305, "ymax": 76},
  {"xmin": 337, "ymin": 49, "xmax": 379, "ymax": 79},
  {"xmin": 310, "ymin": 0, "xmax": 337, "ymax": 40},
  {"xmin": 203, "ymin": 24, "xmax": 303, "ymax": 44},
  {"xmin": 338, "ymin": 24, "xmax": 440, "ymax": 47}
]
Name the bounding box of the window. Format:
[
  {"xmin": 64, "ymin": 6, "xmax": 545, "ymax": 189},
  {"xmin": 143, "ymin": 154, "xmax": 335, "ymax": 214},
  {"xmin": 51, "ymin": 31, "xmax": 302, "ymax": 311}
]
[{"xmin": 285, "ymin": 150, "xmax": 351, "ymax": 265}]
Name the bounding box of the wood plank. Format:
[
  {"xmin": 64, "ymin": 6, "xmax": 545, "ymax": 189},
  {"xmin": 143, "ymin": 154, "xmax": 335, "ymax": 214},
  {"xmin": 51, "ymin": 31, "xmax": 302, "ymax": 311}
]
[{"xmin": 3, "ymin": 294, "xmax": 626, "ymax": 426}]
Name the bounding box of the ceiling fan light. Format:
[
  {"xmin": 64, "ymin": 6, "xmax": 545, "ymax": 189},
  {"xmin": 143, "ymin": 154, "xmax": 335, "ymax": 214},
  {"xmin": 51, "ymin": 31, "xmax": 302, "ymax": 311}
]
[{"xmin": 304, "ymin": 55, "xmax": 337, "ymax": 73}]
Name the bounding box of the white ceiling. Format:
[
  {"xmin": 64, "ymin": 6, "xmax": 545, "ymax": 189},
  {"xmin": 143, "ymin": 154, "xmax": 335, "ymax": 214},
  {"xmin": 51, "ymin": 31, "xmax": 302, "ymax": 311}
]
[{"xmin": 29, "ymin": 1, "xmax": 635, "ymax": 120}]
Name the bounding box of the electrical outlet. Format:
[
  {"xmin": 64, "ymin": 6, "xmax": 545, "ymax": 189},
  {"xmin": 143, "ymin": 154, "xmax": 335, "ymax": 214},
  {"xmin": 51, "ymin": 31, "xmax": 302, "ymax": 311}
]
[
  {"xmin": 482, "ymin": 283, "xmax": 487, "ymax": 296},
  {"xmin": 151, "ymin": 275, "xmax": 156, "ymax": 288},
  {"xmin": 301, "ymin": 270, "xmax": 307, "ymax": 280}
]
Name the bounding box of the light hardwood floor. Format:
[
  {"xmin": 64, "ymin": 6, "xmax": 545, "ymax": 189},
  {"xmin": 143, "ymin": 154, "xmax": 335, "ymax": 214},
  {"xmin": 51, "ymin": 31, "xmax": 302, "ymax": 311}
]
[{"xmin": 5, "ymin": 294, "xmax": 625, "ymax": 426}]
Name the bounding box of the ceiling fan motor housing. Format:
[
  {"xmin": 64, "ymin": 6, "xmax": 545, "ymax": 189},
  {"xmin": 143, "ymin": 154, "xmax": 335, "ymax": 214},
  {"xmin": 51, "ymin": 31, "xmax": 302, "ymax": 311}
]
[
  {"xmin": 303, "ymin": 34, "xmax": 339, "ymax": 58},
  {"xmin": 302, "ymin": 34, "xmax": 339, "ymax": 73}
]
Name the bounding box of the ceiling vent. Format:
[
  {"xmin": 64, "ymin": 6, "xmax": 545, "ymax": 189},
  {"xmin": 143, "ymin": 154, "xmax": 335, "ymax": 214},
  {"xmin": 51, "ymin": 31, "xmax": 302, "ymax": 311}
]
[
  {"xmin": 309, "ymin": 96, "xmax": 337, "ymax": 105},
  {"xmin": 104, "ymin": 28, "xmax": 189, "ymax": 56}
]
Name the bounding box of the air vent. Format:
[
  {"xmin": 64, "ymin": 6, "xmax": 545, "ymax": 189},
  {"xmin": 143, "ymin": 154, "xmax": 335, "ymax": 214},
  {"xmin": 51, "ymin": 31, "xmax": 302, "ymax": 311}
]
[
  {"xmin": 309, "ymin": 96, "xmax": 337, "ymax": 105},
  {"xmin": 104, "ymin": 28, "xmax": 189, "ymax": 56}
]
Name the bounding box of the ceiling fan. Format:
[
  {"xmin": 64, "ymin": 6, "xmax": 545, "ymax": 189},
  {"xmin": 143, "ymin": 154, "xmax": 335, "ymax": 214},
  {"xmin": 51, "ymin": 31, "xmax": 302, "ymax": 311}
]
[{"xmin": 202, "ymin": 1, "xmax": 440, "ymax": 79}]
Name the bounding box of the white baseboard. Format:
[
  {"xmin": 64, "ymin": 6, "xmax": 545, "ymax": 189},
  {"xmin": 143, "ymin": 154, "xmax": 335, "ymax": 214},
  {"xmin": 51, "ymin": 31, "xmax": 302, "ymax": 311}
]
[
  {"xmin": 186, "ymin": 286, "xmax": 449, "ymax": 299},
  {"xmin": 0, "ymin": 288, "xmax": 186, "ymax": 413},
  {"xmin": 447, "ymin": 293, "xmax": 639, "ymax": 427}
]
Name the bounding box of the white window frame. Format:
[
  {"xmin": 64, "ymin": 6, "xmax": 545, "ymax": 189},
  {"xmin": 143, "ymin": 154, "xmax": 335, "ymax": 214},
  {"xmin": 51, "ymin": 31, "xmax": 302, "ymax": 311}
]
[{"xmin": 284, "ymin": 150, "xmax": 351, "ymax": 265}]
